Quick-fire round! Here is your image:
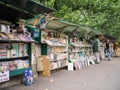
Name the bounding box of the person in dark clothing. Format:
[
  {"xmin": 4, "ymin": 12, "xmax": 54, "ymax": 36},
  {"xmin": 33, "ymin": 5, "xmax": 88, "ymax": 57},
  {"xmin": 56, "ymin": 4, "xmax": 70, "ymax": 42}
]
[
  {"xmin": 92, "ymin": 35, "xmax": 100, "ymax": 63},
  {"xmin": 105, "ymin": 39, "xmax": 112, "ymax": 60}
]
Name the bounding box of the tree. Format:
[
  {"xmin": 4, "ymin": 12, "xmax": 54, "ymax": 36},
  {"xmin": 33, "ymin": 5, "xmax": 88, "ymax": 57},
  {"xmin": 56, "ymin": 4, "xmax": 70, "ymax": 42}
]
[{"xmin": 34, "ymin": 0, "xmax": 120, "ymax": 42}]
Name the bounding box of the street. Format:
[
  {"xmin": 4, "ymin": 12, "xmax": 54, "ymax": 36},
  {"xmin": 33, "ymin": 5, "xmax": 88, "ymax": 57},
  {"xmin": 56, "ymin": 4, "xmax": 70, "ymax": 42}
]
[{"xmin": 2, "ymin": 57, "xmax": 120, "ymax": 90}]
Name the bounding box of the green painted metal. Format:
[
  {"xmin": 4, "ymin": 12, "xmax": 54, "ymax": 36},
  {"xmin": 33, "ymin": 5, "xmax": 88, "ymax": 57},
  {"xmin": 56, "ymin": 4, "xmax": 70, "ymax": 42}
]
[
  {"xmin": 41, "ymin": 44, "xmax": 47, "ymax": 55},
  {"xmin": 25, "ymin": 14, "xmax": 43, "ymax": 24},
  {"xmin": 26, "ymin": 25, "xmax": 41, "ymax": 43},
  {"xmin": 68, "ymin": 36, "xmax": 70, "ymax": 62},
  {"xmin": 58, "ymin": 20, "xmax": 78, "ymax": 26},
  {"xmin": 28, "ymin": 43, "xmax": 31, "ymax": 65},
  {"xmin": 10, "ymin": 43, "xmax": 32, "ymax": 77},
  {"xmin": 0, "ymin": 0, "xmax": 55, "ymax": 15},
  {"xmin": 10, "ymin": 67, "xmax": 31, "ymax": 77}
]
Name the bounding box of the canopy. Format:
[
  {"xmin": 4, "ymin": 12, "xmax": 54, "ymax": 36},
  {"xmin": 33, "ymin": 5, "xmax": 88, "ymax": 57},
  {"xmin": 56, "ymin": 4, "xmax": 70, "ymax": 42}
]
[
  {"xmin": 0, "ymin": 0, "xmax": 55, "ymax": 23},
  {"xmin": 26, "ymin": 14, "xmax": 102, "ymax": 38}
]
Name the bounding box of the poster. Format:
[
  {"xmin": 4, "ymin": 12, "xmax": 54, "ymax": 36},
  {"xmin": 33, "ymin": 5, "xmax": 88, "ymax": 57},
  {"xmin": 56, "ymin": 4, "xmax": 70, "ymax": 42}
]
[
  {"xmin": 68, "ymin": 62, "xmax": 73, "ymax": 71},
  {"xmin": 0, "ymin": 62, "xmax": 9, "ymax": 83},
  {"xmin": 33, "ymin": 28, "xmax": 39, "ymax": 38},
  {"xmin": 0, "ymin": 71, "xmax": 9, "ymax": 83},
  {"xmin": 24, "ymin": 68, "xmax": 34, "ymax": 86}
]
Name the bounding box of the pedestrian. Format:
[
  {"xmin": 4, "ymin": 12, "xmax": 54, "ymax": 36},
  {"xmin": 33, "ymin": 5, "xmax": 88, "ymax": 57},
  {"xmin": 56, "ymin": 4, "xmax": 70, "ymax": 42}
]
[
  {"xmin": 92, "ymin": 35, "xmax": 100, "ymax": 63},
  {"xmin": 105, "ymin": 39, "xmax": 112, "ymax": 60},
  {"xmin": 113, "ymin": 41, "xmax": 119, "ymax": 57}
]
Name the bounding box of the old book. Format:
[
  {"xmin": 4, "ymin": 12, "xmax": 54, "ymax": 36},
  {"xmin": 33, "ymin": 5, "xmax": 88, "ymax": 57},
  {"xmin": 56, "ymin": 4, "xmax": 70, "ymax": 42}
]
[
  {"xmin": 9, "ymin": 61, "xmax": 17, "ymax": 71},
  {"xmin": 17, "ymin": 60, "xmax": 24, "ymax": 69}
]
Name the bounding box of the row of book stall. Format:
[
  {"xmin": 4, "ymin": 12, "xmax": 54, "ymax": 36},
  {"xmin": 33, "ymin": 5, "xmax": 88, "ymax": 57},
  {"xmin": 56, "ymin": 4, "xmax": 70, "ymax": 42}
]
[{"xmin": 0, "ymin": 0, "xmax": 105, "ymax": 89}]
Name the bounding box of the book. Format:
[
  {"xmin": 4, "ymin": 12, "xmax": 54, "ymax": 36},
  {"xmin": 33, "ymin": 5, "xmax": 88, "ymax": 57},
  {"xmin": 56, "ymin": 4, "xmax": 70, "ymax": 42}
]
[
  {"xmin": 6, "ymin": 33, "xmax": 15, "ymax": 40},
  {"xmin": 7, "ymin": 50, "xmax": 11, "ymax": 58},
  {"xmin": 0, "ymin": 24, "xmax": 10, "ymax": 33},
  {"xmin": 17, "ymin": 35, "xmax": 26, "ymax": 41},
  {"xmin": 0, "ymin": 61, "xmax": 9, "ymax": 83},
  {"xmin": 23, "ymin": 44, "xmax": 28, "ymax": 56},
  {"xmin": 11, "ymin": 43, "xmax": 19, "ymax": 57},
  {"xmin": 0, "ymin": 49, "xmax": 7, "ymax": 59},
  {"xmin": 9, "ymin": 61, "xmax": 17, "ymax": 71},
  {"xmin": 10, "ymin": 49, "xmax": 16, "ymax": 57},
  {"xmin": 0, "ymin": 62, "xmax": 9, "ymax": 72},
  {"xmin": 0, "ymin": 33, "xmax": 8, "ymax": 40},
  {"xmin": 17, "ymin": 60, "xmax": 24, "ymax": 69},
  {"xmin": 19, "ymin": 43, "xmax": 28, "ymax": 57},
  {"xmin": 23, "ymin": 60, "xmax": 29, "ymax": 68},
  {"xmin": 0, "ymin": 44, "xmax": 10, "ymax": 49}
]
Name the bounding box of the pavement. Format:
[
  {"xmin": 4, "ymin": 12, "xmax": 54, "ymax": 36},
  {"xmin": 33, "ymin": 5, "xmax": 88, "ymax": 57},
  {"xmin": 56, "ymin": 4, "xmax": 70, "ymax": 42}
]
[{"xmin": 2, "ymin": 57, "xmax": 120, "ymax": 90}]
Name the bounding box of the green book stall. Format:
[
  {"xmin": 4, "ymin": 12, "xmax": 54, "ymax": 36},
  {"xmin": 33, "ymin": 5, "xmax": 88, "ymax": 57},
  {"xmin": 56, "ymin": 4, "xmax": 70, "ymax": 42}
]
[
  {"xmin": 64, "ymin": 26, "xmax": 96, "ymax": 70},
  {"xmin": 0, "ymin": 26, "xmax": 35, "ymax": 84},
  {"xmin": 26, "ymin": 15, "xmax": 69, "ymax": 76}
]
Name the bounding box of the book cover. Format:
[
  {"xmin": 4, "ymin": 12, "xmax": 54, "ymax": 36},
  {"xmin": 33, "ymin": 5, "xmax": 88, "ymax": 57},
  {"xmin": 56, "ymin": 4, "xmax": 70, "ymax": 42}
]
[
  {"xmin": 10, "ymin": 49, "xmax": 16, "ymax": 57},
  {"xmin": 0, "ymin": 24, "xmax": 10, "ymax": 33},
  {"xmin": 0, "ymin": 62, "xmax": 9, "ymax": 83},
  {"xmin": 23, "ymin": 60, "xmax": 29, "ymax": 68},
  {"xmin": 23, "ymin": 44, "xmax": 28, "ymax": 56},
  {"xmin": 17, "ymin": 60, "xmax": 24, "ymax": 69},
  {"xmin": 0, "ymin": 62, "xmax": 9, "ymax": 72},
  {"xmin": 19, "ymin": 43, "xmax": 24, "ymax": 57},
  {"xmin": 9, "ymin": 61, "xmax": 17, "ymax": 71},
  {"xmin": 7, "ymin": 50, "xmax": 11, "ymax": 58},
  {"xmin": 12, "ymin": 43, "xmax": 19, "ymax": 57}
]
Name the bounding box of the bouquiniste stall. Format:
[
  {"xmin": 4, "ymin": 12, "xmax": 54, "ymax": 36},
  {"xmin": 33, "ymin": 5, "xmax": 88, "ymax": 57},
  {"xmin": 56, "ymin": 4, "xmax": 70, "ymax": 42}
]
[{"xmin": 0, "ymin": 0, "xmax": 55, "ymax": 88}]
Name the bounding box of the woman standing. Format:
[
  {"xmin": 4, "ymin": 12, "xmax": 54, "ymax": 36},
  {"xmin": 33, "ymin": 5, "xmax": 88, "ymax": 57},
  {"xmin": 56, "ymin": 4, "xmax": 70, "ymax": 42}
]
[{"xmin": 105, "ymin": 39, "xmax": 112, "ymax": 60}]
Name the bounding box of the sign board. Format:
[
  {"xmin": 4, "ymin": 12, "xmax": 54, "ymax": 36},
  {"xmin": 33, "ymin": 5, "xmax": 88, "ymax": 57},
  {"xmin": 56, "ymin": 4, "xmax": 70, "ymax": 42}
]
[
  {"xmin": 68, "ymin": 63, "xmax": 73, "ymax": 71},
  {"xmin": 0, "ymin": 71, "xmax": 9, "ymax": 83}
]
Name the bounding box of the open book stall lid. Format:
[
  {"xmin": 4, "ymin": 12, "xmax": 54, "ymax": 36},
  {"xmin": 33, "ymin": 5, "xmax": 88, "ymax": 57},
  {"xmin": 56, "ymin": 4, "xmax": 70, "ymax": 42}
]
[{"xmin": 0, "ymin": 0, "xmax": 55, "ymax": 23}]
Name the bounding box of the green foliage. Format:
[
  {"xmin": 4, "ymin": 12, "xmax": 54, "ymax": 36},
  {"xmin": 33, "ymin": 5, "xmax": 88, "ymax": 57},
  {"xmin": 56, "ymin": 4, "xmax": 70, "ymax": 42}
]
[{"xmin": 34, "ymin": 0, "xmax": 120, "ymax": 42}]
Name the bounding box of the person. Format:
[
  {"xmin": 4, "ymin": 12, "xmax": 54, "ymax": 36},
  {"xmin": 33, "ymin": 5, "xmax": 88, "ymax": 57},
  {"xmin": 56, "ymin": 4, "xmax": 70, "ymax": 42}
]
[
  {"xmin": 92, "ymin": 35, "xmax": 100, "ymax": 63},
  {"xmin": 105, "ymin": 39, "xmax": 112, "ymax": 60},
  {"xmin": 113, "ymin": 41, "xmax": 119, "ymax": 57}
]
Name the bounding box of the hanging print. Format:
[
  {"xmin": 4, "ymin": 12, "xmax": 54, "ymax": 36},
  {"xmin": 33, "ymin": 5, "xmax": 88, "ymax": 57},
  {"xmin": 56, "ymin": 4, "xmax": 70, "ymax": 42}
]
[{"xmin": 39, "ymin": 17, "xmax": 46, "ymax": 29}]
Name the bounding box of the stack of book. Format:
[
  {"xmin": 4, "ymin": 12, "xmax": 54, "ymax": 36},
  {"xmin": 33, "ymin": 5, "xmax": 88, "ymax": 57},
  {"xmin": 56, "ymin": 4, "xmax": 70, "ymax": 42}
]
[
  {"xmin": 0, "ymin": 49, "xmax": 7, "ymax": 59},
  {"xmin": 0, "ymin": 33, "xmax": 9, "ymax": 40},
  {"xmin": 50, "ymin": 62, "xmax": 58, "ymax": 70},
  {"xmin": 0, "ymin": 43, "xmax": 28, "ymax": 59}
]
